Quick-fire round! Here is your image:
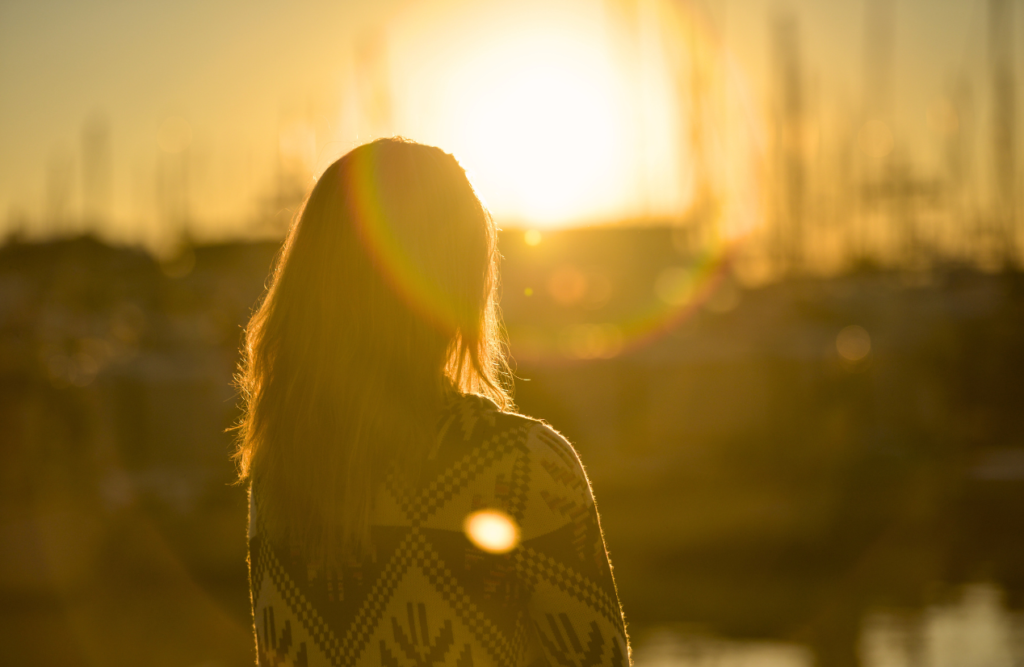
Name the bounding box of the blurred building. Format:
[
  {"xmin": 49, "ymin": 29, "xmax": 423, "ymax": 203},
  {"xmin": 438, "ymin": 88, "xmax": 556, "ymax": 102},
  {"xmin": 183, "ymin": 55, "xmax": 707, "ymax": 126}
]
[{"xmin": 1, "ymin": 228, "xmax": 1023, "ymax": 666}]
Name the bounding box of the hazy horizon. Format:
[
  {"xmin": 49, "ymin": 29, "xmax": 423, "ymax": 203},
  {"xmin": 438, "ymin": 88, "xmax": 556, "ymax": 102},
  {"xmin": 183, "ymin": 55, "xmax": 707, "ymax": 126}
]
[{"xmin": 0, "ymin": 0, "xmax": 1016, "ymax": 262}]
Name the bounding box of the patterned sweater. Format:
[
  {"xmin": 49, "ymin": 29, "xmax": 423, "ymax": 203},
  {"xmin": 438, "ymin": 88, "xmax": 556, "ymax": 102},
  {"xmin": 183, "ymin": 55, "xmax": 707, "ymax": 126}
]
[{"xmin": 248, "ymin": 394, "xmax": 631, "ymax": 666}]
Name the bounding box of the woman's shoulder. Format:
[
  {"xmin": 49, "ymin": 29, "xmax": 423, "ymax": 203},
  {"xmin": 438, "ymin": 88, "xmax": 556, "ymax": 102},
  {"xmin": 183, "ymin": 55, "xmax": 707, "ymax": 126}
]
[
  {"xmin": 435, "ymin": 392, "xmax": 535, "ymax": 445},
  {"xmin": 438, "ymin": 393, "xmax": 587, "ymax": 483},
  {"xmin": 438, "ymin": 393, "xmax": 568, "ymax": 446}
]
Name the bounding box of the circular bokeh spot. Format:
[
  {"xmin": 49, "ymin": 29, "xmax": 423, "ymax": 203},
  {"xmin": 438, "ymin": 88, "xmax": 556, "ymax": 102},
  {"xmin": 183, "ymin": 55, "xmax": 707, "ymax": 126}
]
[
  {"xmin": 463, "ymin": 509, "xmax": 520, "ymax": 554},
  {"xmin": 837, "ymin": 325, "xmax": 871, "ymax": 361}
]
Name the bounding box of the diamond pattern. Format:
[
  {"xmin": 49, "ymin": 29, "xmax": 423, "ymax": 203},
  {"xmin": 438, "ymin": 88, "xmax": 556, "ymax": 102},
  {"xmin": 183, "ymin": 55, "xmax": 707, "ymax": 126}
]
[{"xmin": 248, "ymin": 394, "xmax": 630, "ymax": 666}]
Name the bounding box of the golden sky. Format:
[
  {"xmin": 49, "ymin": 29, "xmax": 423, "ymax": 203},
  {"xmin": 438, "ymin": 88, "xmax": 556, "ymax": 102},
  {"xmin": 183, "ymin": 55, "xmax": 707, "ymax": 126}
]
[{"xmin": 0, "ymin": 0, "xmax": 1003, "ymax": 250}]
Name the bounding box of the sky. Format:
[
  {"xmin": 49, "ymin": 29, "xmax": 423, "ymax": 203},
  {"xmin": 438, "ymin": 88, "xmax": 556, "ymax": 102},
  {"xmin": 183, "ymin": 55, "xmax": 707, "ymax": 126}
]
[{"xmin": 0, "ymin": 0, "xmax": 1016, "ymax": 251}]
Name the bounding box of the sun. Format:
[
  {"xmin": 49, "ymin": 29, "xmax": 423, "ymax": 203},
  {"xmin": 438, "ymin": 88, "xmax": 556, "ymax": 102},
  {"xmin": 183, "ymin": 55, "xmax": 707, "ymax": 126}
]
[
  {"xmin": 381, "ymin": 0, "xmax": 762, "ymax": 235},
  {"xmin": 443, "ymin": 38, "xmax": 629, "ymax": 226},
  {"xmin": 388, "ymin": 2, "xmax": 633, "ymax": 228}
]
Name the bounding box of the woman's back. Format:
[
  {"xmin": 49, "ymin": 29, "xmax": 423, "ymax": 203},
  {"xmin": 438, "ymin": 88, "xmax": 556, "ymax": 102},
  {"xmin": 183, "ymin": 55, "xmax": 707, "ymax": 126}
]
[
  {"xmin": 236, "ymin": 139, "xmax": 630, "ymax": 665},
  {"xmin": 249, "ymin": 393, "xmax": 629, "ymax": 666}
]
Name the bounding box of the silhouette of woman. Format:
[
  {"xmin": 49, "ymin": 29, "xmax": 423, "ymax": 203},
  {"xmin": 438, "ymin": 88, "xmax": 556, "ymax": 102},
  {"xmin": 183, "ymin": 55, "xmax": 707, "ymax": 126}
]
[{"xmin": 234, "ymin": 138, "xmax": 630, "ymax": 666}]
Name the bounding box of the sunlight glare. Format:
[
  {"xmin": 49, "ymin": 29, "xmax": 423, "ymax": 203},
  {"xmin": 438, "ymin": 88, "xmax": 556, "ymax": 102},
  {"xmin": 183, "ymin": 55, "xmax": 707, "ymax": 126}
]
[
  {"xmin": 463, "ymin": 509, "xmax": 520, "ymax": 554},
  {"xmin": 655, "ymin": 267, "xmax": 695, "ymax": 305},
  {"xmin": 384, "ymin": 0, "xmax": 763, "ymax": 236},
  {"xmin": 449, "ymin": 43, "xmax": 627, "ymax": 226}
]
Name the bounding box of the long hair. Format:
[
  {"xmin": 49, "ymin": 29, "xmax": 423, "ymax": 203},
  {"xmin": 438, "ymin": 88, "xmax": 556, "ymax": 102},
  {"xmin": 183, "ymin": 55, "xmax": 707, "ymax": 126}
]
[{"xmin": 233, "ymin": 138, "xmax": 512, "ymax": 561}]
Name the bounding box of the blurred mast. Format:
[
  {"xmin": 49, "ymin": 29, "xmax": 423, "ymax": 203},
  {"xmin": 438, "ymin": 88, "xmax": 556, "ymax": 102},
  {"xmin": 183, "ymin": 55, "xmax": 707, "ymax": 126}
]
[
  {"xmin": 863, "ymin": 0, "xmax": 893, "ymax": 118},
  {"xmin": 45, "ymin": 149, "xmax": 74, "ymax": 236},
  {"xmin": 857, "ymin": 0, "xmax": 895, "ymax": 265},
  {"xmin": 684, "ymin": 0, "xmax": 717, "ymax": 254},
  {"xmin": 156, "ymin": 137, "xmax": 190, "ymax": 249},
  {"xmin": 989, "ymin": 0, "xmax": 1017, "ymax": 265},
  {"xmin": 666, "ymin": 0, "xmax": 718, "ymax": 257},
  {"xmin": 355, "ymin": 28, "xmax": 394, "ymax": 139},
  {"xmin": 81, "ymin": 114, "xmax": 113, "ymax": 233},
  {"xmin": 771, "ymin": 13, "xmax": 804, "ymax": 275}
]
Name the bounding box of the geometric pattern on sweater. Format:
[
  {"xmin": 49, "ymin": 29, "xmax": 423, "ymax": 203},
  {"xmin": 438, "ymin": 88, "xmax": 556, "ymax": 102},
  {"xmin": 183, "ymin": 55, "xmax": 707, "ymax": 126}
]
[{"xmin": 249, "ymin": 393, "xmax": 631, "ymax": 666}]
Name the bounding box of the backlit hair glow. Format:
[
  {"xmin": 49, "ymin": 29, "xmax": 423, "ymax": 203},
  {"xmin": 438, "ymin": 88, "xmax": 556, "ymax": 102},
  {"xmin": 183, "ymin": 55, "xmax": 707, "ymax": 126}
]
[{"xmin": 233, "ymin": 138, "xmax": 512, "ymax": 561}]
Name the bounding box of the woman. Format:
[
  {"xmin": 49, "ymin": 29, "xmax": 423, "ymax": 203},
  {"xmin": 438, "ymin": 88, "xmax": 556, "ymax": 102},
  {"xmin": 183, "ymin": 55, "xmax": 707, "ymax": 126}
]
[{"xmin": 234, "ymin": 138, "xmax": 630, "ymax": 666}]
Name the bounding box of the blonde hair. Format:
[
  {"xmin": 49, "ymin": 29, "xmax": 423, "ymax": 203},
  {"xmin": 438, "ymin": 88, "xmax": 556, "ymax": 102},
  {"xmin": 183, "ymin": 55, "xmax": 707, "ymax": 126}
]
[{"xmin": 233, "ymin": 138, "xmax": 512, "ymax": 560}]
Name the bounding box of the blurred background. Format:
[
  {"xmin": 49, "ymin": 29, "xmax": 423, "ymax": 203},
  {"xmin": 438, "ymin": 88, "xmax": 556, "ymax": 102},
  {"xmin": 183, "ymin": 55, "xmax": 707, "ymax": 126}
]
[{"xmin": 1, "ymin": 0, "xmax": 1023, "ymax": 665}]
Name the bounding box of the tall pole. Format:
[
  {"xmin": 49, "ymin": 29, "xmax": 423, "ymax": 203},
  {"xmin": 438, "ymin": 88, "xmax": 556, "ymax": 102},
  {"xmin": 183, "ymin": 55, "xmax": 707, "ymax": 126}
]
[
  {"xmin": 772, "ymin": 13, "xmax": 804, "ymax": 275},
  {"xmin": 45, "ymin": 149, "xmax": 74, "ymax": 236},
  {"xmin": 687, "ymin": 1, "xmax": 712, "ymax": 251},
  {"xmin": 863, "ymin": 0, "xmax": 893, "ymax": 119},
  {"xmin": 81, "ymin": 114, "xmax": 112, "ymax": 232},
  {"xmin": 857, "ymin": 0, "xmax": 895, "ymax": 265},
  {"xmin": 989, "ymin": 0, "xmax": 1017, "ymax": 265}
]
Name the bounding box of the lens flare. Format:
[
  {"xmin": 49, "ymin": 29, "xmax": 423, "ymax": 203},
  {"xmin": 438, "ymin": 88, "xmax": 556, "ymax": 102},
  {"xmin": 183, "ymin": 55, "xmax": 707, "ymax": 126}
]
[
  {"xmin": 343, "ymin": 147, "xmax": 475, "ymax": 333},
  {"xmin": 354, "ymin": 0, "xmax": 763, "ymax": 359},
  {"xmin": 837, "ymin": 325, "xmax": 871, "ymax": 361},
  {"xmin": 508, "ymin": 238, "xmax": 737, "ymax": 362},
  {"xmin": 463, "ymin": 509, "xmax": 520, "ymax": 554},
  {"xmin": 622, "ymin": 244, "xmax": 735, "ymax": 351},
  {"xmin": 549, "ymin": 265, "xmax": 588, "ymax": 306},
  {"xmin": 386, "ymin": 0, "xmax": 763, "ymax": 233},
  {"xmin": 655, "ymin": 266, "xmax": 696, "ymax": 306}
]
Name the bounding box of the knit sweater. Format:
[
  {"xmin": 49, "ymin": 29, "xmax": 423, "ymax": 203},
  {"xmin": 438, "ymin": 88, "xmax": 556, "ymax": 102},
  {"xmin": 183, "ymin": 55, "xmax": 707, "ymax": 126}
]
[{"xmin": 248, "ymin": 394, "xmax": 630, "ymax": 666}]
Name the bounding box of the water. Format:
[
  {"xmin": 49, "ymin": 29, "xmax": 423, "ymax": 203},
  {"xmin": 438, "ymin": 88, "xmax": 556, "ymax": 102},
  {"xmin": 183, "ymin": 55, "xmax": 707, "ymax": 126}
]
[
  {"xmin": 634, "ymin": 631, "xmax": 813, "ymax": 667},
  {"xmin": 634, "ymin": 584, "xmax": 1024, "ymax": 667}
]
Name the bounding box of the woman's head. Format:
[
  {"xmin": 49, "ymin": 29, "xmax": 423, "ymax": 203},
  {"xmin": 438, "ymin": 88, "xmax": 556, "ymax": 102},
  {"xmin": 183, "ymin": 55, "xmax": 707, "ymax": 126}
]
[{"xmin": 234, "ymin": 138, "xmax": 512, "ymax": 559}]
